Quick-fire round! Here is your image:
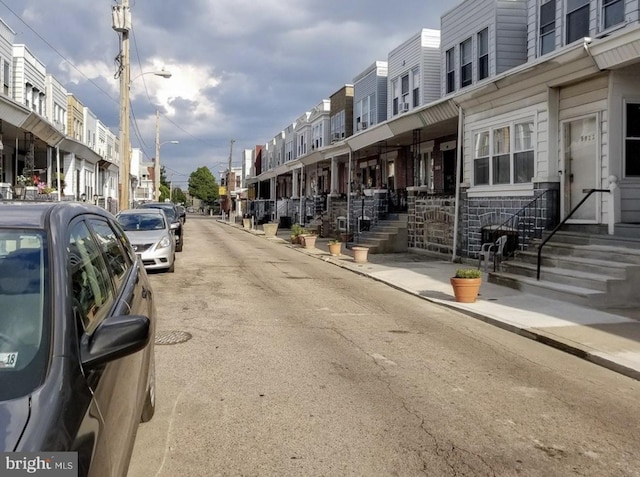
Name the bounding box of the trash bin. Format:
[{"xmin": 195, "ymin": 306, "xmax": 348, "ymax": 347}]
[{"xmin": 279, "ymin": 216, "xmax": 292, "ymax": 229}]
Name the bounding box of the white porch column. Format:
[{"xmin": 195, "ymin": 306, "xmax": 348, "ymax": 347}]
[
  {"xmin": 330, "ymin": 156, "xmax": 338, "ymax": 196},
  {"xmin": 608, "ymin": 175, "xmax": 620, "ymax": 235},
  {"xmin": 292, "ymin": 169, "xmax": 299, "ymax": 197}
]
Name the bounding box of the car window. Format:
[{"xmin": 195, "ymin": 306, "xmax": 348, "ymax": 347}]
[
  {"xmin": 69, "ymin": 221, "xmax": 114, "ymax": 332},
  {"xmin": 88, "ymin": 218, "xmax": 131, "ymax": 290},
  {"xmin": 0, "ymin": 229, "xmax": 50, "ymax": 400}
]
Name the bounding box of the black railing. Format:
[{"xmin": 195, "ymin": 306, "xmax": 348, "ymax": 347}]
[
  {"xmin": 536, "ymin": 188, "xmax": 609, "ymax": 280},
  {"xmin": 482, "ymin": 189, "xmax": 559, "ymax": 266}
]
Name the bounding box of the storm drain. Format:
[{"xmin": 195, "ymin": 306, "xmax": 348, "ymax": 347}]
[{"xmin": 155, "ymin": 330, "xmax": 192, "ymax": 345}]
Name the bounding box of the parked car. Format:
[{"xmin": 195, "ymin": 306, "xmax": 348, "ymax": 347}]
[
  {"xmin": 136, "ymin": 201, "xmax": 184, "ymax": 252},
  {"xmin": 176, "ymin": 205, "xmax": 186, "ymax": 223},
  {"xmin": 116, "ymin": 208, "xmax": 176, "ymax": 273},
  {"xmin": 0, "ymin": 201, "xmax": 156, "ymax": 477}
]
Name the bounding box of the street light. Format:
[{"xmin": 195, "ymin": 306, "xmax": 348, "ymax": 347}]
[{"xmin": 154, "ymin": 108, "xmax": 179, "ymax": 201}]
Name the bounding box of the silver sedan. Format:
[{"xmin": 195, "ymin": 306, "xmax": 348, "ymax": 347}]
[{"xmin": 116, "ymin": 208, "xmax": 176, "ymax": 273}]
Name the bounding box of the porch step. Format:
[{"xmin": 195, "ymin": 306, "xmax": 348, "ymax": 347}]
[
  {"xmin": 355, "ymin": 214, "xmax": 408, "ymax": 254},
  {"xmin": 488, "ymin": 272, "xmax": 603, "ymax": 308},
  {"xmin": 515, "ymin": 250, "xmax": 631, "ymax": 279},
  {"xmin": 500, "ymin": 261, "xmax": 621, "ymax": 292}
]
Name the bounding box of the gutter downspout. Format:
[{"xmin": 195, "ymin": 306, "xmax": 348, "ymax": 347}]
[
  {"xmin": 451, "ymin": 105, "xmax": 464, "ymax": 262},
  {"xmin": 54, "ymin": 137, "xmax": 64, "ymax": 202}
]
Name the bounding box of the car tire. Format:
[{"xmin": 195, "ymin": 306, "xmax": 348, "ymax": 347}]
[
  {"xmin": 167, "ymin": 256, "xmax": 175, "ymax": 273},
  {"xmin": 176, "ymin": 237, "xmax": 183, "ymax": 252},
  {"xmin": 141, "ymin": 354, "xmax": 155, "ymax": 423}
]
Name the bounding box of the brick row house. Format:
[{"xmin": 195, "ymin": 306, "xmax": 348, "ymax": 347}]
[{"xmin": 245, "ymin": 0, "xmax": 640, "ymax": 305}]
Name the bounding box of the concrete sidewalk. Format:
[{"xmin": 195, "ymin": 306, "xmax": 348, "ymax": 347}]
[{"xmin": 224, "ymin": 219, "xmax": 640, "ymax": 381}]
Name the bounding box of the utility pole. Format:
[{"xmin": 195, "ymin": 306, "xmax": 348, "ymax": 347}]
[
  {"xmin": 113, "ymin": 0, "xmax": 131, "ymax": 210},
  {"xmin": 155, "ymin": 109, "xmax": 160, "ymax": 201},
  {"xmin": 227, "ymin": 139, "xmax": 235, "ymax": 221}
]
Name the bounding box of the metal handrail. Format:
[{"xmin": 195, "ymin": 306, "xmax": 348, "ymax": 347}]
[
  {"xmin": 482, "ymin": 189, "xmax": 559, "ymax": 265},
  {"xmin": 536, "ymin": 188, "xmax": 610, "ymax": 280}
]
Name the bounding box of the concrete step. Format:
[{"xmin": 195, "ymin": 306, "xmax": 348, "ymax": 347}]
[
  {"xmin": 514, "ymin": 250, "xmax": 631, "ymax": 278},
  {"xmin": 533, "ymin": 241, "xmax": 640, "ymax": 264},
  {"xmin": 488, "ymin": 271, "xmax": 602, "ymax": 308},
  {"xmin": 500, "ymin": 261, "xmax": 619, "ymax": 292},
  {"xmin": 538, "ymin": 231, "xmax": 640, "ymax": 249}
]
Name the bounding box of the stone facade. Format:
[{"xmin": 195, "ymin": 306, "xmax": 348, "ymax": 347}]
[{"xmin": 408, "ymin": 191, "xmax": 455, "ymax": 255}]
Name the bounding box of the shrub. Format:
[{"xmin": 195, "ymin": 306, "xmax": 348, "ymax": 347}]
[
  {"xmin": 328, "ymin": 239, "xmax": 341, "ymax": 245},
  {"xmin": 454, "ymin": 268, "xmax": 482, "ymax": 279},
  {"xmin": 290, "ymin": 223, "xmax": 305, "ymax": 237}
]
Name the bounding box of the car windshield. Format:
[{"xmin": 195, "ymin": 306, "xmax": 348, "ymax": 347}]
[
  {"xmin": 118, "ymin": 214, "xmax": 166, "ymax": 231},
  {"xmin": 140, "ymin": 204, "xmax": 177, "ymax": 222},
  {"xmin": 0, "ymin": 229, "xmax": 50, "ymax": 400}
]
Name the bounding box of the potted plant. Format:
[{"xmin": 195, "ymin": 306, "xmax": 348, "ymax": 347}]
[
  {"xmin": 327, "ymin": 239, "xmax": 342, "ymax": 256},
  {"xmin": 450, "ymin": 268, "xmax": 482, "ymax": 303},
  {"xmin": 302, "ymin": 232, "xmax": 317, "ymax": 249},
  {"xmin": 290, "ymin": 224, "xmax": 305, "ymax": 244}
]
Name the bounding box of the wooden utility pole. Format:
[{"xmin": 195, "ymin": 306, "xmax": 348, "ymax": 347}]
[{"xmin": 113, "ymin": 1, "xmax": 131, "ymax": 210}]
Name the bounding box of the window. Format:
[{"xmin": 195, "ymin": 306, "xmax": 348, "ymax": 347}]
[
  {"xmin": 473, "ymin": 120, "xmax": 535, "ymax": 186},
  {"xmin": 412, "ymin": 68, "xmax": 420, "ymax": 107},
  {"xmin": 401, "ymin": 74, "xmax": 409, "ymax": 108},
  {"xmin": 69, "ymin": 221, "xmax": 114, "ymax": 331},
  {"xmin": 88, "ymin": 219, "xmax": 130, "ymax": 290},
  {"xmin": 540, "ymin": 0, "xmax": 556, "ymax": 55},
  {"xmin": 566, "ymin": 0, "xmax": 590, "ymax": 44},
  {"xmin": 474, "ymin": 131, "xmax": 490, "ymax": 185},
  {"xmin": 392, "ymin": 79, "xmax": 400, "ymax": 115},
  {"xmin": 603, "ymin": 0, "xmax": 624, "ymax": 29},
  {"xmin": 460, "ymin": 38, "xmax": 472, "ymax": 88},
  {"xmin": 477, "ymin": 28, "xmax": 489, "ymax": 80},
  {"xmin": 514, "ymin": 122, "xmax": 535, "ymax": 183},
  {"xmin": 625, "ymin": 103, "xmax": 640, "ymax": 177},
  {"xmin": 446, "ymin": 48, "xmax": 455, "ymax": 93},
  {"xmin": 3, "ymin": 60, "xmax": 8, "ymax": 95}
]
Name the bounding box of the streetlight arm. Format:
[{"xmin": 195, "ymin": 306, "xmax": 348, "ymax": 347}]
[{"xmin": 130, "ymin": 68, "xmax": 172, "ymax": 84}]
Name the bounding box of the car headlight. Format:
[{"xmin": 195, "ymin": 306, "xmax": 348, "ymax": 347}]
[{"xmin": 158, "ymin": 237, "xmax": 172, "ymax": 249}]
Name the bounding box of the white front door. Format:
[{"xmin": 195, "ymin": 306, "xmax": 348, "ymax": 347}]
[{"xmin": 562, "ymin": 116, "xmax": 598, "ymax": 222}]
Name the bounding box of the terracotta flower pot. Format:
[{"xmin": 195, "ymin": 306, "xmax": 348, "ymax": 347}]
[
  {"xmin": 352, "ymin": 246, "xmax": 369, "ymax": 263},
  {"xmin": 328, "ymin": 242, "xmax": 342, "ymax": 256},
  {"xmin": 262, "ymin": 223, "xmax": 278, "ymax": 237},
  {"xmin": 450, "ymin": 277, "xmax": 482, "ymax": 303},
  {"xmin": 303, "ymin": 234, "xmax": 317, "ymax": 249}
]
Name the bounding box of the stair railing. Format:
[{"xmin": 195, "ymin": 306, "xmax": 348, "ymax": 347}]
[
  {"xmin": 482, "ymin": 189, "xmax": 559, "ymax": 270},
  {"xmin": 536, "ymin": 188, "xmax": 610, "ymax": 280}
]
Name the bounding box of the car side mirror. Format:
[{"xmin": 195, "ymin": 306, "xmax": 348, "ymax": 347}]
[{"xmin": 81, "ymin": 314, "xmax": 151, "ymax": 369}]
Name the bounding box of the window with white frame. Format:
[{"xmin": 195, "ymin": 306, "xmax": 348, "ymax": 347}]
[
  {"xmin": 460, "ymin": 38, "xmax": 472, "ymax": 88},
  {"xmin": 330, "ymin": 111, "xmax": 345, "ymax": 140},
  {"xmin": 312, "ymin": 123, "xmax": 323, "ymax": 149},
  {"xmin": 603, "ymin": 0, "xmax": 624, "ymax": 30},
  {"xmin": 412, "ymin": 68, "xmax": 420, "ymax": 107},
  {"xmin": 566, "ymin": 0, "xmax": 590, "ymax": 44},
  {"xmin": 392, "ymin": 79, "xmax": 400, "ymax": 115},
  {"xmin": 540, "ymin": 0, "xmax": 556, "ymax": 55},
  {"xmin": 416, "ymin": 151, "xmax": 433, "ymax": 189},
  {"xmin": 356, "ymin": 96, "xmax": 371, "ymax": 131},
  {"xmin": 368, "ymin": 94, "xmax": 376, "ymax": 126},
  {"xmin": 477, "ymin": 28, "xmax": 489, "ymax": 80},
  {"xmin": 2, "ymin": 60, "xmax": 8, "ymax": 95},
  {"xmin": 473, "ymin": 120, "xmax": 535, "ymax": 186},
  {"xmin": 285, "ymin": 138, "xmax": 293, "ymax": 162},
  {"xmin": 401, "ymin": 74, "xmax": 409, "ymax": 110},
  {"xmin": 625, "ymin": 103, "xmax": 640, "ymax": 177},
  {"xmin": 446, "ymin": 48, "xmax": 455, "ymax": 93}
]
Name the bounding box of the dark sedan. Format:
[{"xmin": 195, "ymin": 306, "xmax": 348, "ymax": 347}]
[
  {"xmin": 0, "ymin": 201, "xmax": 156, "ymax": 477},
  {"xmin": 137, "ymin": 201, "xmax": 184, "ymax": 252}
]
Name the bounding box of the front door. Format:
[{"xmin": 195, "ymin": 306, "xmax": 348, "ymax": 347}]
[{"xmin": 562, "ymin": 116, "xmax": 598, "ymax": 222}]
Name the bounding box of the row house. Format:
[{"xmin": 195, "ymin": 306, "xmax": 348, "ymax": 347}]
[
  {"xmin": 0, "ymin": 16, "xmax": 119, "ymax": 212},
  {"xmin": 247, "ymin": 0, "xmax": 639, "ymax": 277}
]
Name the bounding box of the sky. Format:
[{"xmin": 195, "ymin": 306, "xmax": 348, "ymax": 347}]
[{"xmin": 0, "ymin": 0, "xmax": 459, "ymax": 189}]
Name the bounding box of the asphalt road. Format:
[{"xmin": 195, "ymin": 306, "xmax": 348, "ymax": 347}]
[{"xmin": 128, "ymin": 215, "xmax": 640, "ymax": 477}]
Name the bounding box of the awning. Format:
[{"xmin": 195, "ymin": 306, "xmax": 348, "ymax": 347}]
[
  {"xmin": 299, "ymin": 150, "xmax": 324, "ymax": 166},
  {"xmin": 20, "ymin": 113, "xmax": 65, "ymax": 146},
  {"xmin": 59, "ymin": 137, "xmax": 103, "ymax": 163},
  {"xmin": 346, "ymin": 123, "xmax": 394, "ymax": 151},
  {"xmin": 587, "ymin": 24, "xmax": 640, "ymax": 70}
]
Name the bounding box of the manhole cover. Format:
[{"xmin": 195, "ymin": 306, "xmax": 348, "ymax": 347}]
[{"xmin": 155, "ymin": 330, "xmax": 192, "ymax": 345}]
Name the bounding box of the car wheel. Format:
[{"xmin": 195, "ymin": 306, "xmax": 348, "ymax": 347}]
[
  {"xmin": 141, "ymin": 354, "xmax": 156, "ymax": 423},
  {"xmin": 167, "ymin": 255, "xmax": 175, "ymax": 273},
  {"xmin": 176, "ymin": 237, "xmax": 183, "ymax": 252}
]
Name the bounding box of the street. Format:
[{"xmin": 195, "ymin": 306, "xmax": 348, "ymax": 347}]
[{"xmin": 128, "ymin": 215, "xmax": 640, "ymax": 477}]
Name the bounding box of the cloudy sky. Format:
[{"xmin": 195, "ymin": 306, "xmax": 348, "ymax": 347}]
[{"xmin": 0, "ymin": 0, "xmax": 459, "ymax": 189}]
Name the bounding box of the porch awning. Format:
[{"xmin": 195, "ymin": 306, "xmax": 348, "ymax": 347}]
[
  {"xmin": 300, "ymin": 150, "xmax": 324, "ymax": 166},
  {"xmin": 587, "ymin": 24, "xmax": 640, "ymax": 70},
  {"xmin": 346, "ymin": 123, "xmax": 394, "ymax": 151},
  {"xmin": 20, "ymin": 113, "xmax": 65, "ymax": 146},
  {"xmin": 59, "ymin": 137, "xmax": 103, "ymax": 163}
]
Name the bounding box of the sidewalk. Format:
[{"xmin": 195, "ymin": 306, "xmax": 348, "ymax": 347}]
[{"xmin": 223, "ymin": 219, "xmax": 640, "ymax": 381}]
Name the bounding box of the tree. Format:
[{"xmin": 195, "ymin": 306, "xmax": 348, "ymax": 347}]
[
  {"xmin": 188, "ymin": 167, "xmax": 219, "ymax": 204},
  {"xmin": 172, "ymin": 187, "xmax": 187, "ymax": 204},
  {"xmin": 159, "ymin": 184, "xmax": 170, "ymax": 202}
]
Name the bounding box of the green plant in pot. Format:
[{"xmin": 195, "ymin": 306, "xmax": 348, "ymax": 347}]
[
  {"xmin": 327, "ymin": 239, "xmax": 342, "ymax": 256},
  {"xmin": 450, "ymin": 268, "xmax": 482, "ymax": 303},
  {"xmin": 290, "ymin": 223, "xmax": 306, "ymax": 244}
]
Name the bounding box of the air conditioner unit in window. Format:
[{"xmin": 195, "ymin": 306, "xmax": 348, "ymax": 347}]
[
  {"xmin": 333, "ymin": 133, "xmax": 341, "ymax": 141},
  {"xmin": 361, "ymin": 122, "xmax": 368, "ymax": 130},
  {"xmin": 400, "ymin": 103, "xmax": 410, "ymax": 113}
]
